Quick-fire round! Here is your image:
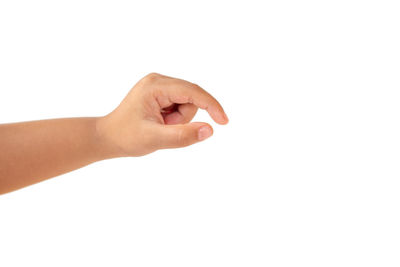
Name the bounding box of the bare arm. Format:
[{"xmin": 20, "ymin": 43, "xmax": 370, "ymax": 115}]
[
  {"xmin": 0, "ymin": 73, "xmax": 228, "ymax": 194},
  {"xmin": 0, "ymin": 118, "xmax": 114, "ymax": 194}
]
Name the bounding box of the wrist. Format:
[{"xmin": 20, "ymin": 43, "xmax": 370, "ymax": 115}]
[{"xmin": 93, "ymin": 116, "xmax": 128, "ymax": 159}]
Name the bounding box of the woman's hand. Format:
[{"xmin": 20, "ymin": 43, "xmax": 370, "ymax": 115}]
[{"xmin": 96, "ymin": 73, "xmax": 229, "ymax": 157}]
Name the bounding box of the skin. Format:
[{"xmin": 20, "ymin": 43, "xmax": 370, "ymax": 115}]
[{"xmin": 0, "ymin": 73, "xmax": 229, "ymax": 194}]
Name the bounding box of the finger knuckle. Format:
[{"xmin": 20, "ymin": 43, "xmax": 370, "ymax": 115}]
[
  {"xmin": 190, "ymin": 83, "xmax": 201, "ymax": 91},
  {"xmin": 177, "ymin": 129, "xmax": 191, "ymax": 147},
  {"xmin": 142, "ymin": 72, "xmax": 161, "ymax": 84}
]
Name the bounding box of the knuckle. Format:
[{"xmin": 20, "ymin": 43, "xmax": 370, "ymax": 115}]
[
  {"xmin": 177, "ymin": 128, "xmax": 191, "ymax": 147},
  {"xmin": 187, "ymin": 95, "xmax": 194, "ymax": 104},
  {"xmin": 141, "ymin": 72, "xmax": 161, "ymax": 84},
  {"xmin": 190, "ymin": 82, "xmax": 201, "ymax": 91}
]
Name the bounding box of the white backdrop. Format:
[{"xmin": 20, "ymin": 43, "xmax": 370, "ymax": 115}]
[{"xmin": 1, "ymin": 0, "xmax": 400, "ymax": 266}]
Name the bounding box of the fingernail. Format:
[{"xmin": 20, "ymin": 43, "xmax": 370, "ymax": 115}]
[
  {"xmin": 198, "ymin": 125, "xmax": 213, "ymax": 141},
  {"xmin": 223, "ymin": 112, "xmax": 229, "ymax": 124}
]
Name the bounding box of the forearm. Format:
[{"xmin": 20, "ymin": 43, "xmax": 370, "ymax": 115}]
[{"xmin": 0, "ymin": 117, "xmax": 118, "ymax": 194}]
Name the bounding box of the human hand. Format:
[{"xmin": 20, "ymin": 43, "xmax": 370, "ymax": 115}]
[{"xmin": 96, "ymin": 73, "xmax": 229, "ymax": 157}]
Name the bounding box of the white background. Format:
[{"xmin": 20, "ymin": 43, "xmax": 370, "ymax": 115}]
[{"xmin": 1, "ymin": 0, "xmax": 400, "ymax": 266}]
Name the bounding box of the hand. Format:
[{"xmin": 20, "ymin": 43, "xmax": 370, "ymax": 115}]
[{"xmin": 96, "ymin": 73, "xmax": 229, "ymax": 157}]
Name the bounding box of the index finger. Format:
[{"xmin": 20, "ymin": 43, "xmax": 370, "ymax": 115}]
[{"xmin": 150, "ymin": 74, "xmax": 229, "ymax": 125}]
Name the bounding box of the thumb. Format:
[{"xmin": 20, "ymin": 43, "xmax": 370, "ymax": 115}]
[{"xmin": 155, "ymin": 122, "xmax": 213, "ymax": 149}]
